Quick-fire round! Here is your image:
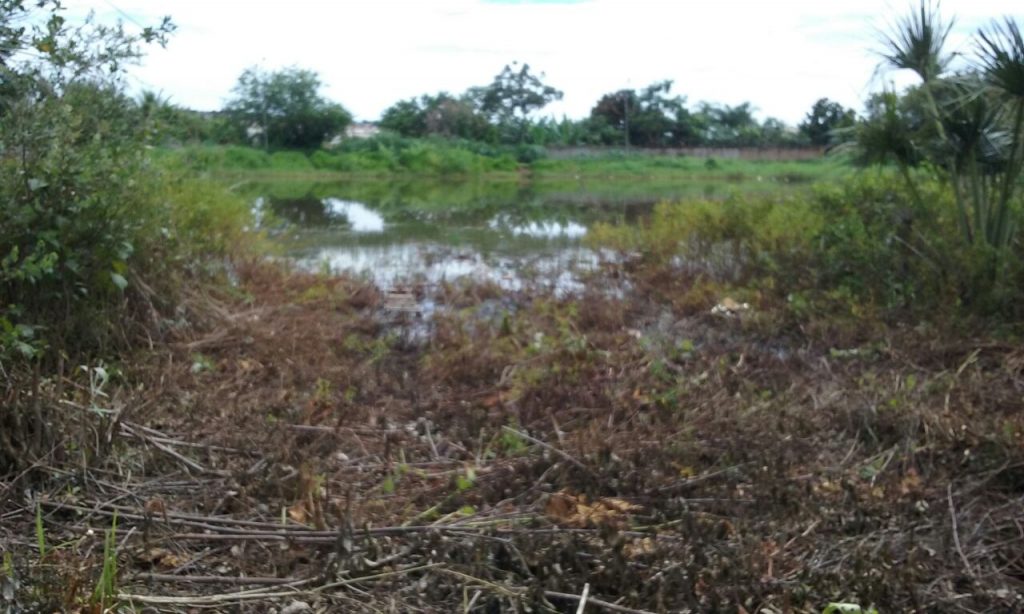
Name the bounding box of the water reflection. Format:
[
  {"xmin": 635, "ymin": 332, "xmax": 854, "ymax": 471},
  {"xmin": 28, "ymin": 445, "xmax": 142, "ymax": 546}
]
[
  {"xmin": 297, "ymin": 243, "xmax": 597, "ymax": 294},
  {"xmin": 488, "ymin": 214, "xmax": 588, "ymax": 239},
  {"xmin": 324, "ymin": 198, "xmax": 385, "ymax": 232}
]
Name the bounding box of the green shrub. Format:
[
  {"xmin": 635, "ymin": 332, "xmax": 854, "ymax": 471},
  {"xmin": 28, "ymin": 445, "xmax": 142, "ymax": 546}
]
[
  {"xmin": 0, "ymin": 8, "xmax": 251, "ymax": 363},
  {"xmin": 268, "ymin": 150, "xmax": 313, "ymax": 170},
  {"xmin": 591, "ymin": 171, "xmax": 1024, "ymax": 322},
  {"xmin": 223, "ymin": 146, "xmax": 270, "ymax": 169}
]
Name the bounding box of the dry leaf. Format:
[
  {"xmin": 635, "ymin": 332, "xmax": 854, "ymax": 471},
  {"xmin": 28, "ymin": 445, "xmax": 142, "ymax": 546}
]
[
  {"xmin": 135, "ymin": 547, "xmax": 183, "ymax": 569},
  {"xmin": 623, "ymin": 537, "xmax": 657, "ymax": 558},
  {"xmin": 288, "ymin": 501, "xmax": 308, "ymax": 524},
  {"xmin": 543, "ymin": 490, "xmax": 641, "ymax": 528},
  {"xmin": 544, "ymin": 491, "xmax": 577, "ymax": 523},
  {"xmin": 899, "ymin": 467, "xmax": 922, "ymax": 496},
  {"xmin": 600, "ymin": 497, "xmax": 641, "ymax": 513}
]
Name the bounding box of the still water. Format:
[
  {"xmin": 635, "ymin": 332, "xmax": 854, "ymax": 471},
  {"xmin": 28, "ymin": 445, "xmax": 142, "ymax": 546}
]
[{"xmin": 247, "ymin": 176, "xmax": 784, "ymax": 292}]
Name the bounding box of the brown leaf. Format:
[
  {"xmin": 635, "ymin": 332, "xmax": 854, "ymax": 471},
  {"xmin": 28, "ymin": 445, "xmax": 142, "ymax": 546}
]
[
  {"xmin": 288, "ymin": 501, "xmax": 308, "ymax": 524},
  {"xmin": 544, "ymin": 490, "xmax": 641, "ymax": 528},
  {"xmin": 899, "ymin": 467, "xmax": 922, "ymax": 496},
  {"xmin": 544, "ymin": 491, "xmax": 578, "ymax": 523},
  {"xmin": 599, "ymin": 497, "xmax": 641, "ymax": 513}
]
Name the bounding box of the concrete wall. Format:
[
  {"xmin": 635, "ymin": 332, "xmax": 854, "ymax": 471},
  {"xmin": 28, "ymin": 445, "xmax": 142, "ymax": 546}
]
[{"xmin": 547, "ymin": 146, "xmax": 826, "ymax": 161}]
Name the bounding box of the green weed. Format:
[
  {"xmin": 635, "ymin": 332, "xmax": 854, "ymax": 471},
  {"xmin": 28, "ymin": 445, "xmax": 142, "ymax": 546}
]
[{"xmin": 89, "ymin": 512, "xmax": 118, "ymax": 609}]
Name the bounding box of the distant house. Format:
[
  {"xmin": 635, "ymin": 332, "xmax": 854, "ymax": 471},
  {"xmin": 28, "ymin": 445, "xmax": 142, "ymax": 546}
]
[
  {"xmin": 246, "ymin": 123, "xmax": 265, "ymax": 146},
  {"xmin": 345, "ymin": 122, "xmax": 381, "ymax": 139}
]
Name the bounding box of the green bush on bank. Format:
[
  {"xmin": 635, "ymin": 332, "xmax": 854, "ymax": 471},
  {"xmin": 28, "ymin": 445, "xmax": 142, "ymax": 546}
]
[
  {"xmin": 590, "ymin": 170, "xmax": 1024, "ymax": 323},
  {"xmin": 0, "ymin": 1, "xmax": 257, "ymax": 476},
  {"xmin": 1, "ymin": 88, "xmax": 252, "ymax": 364},
  {"xmin": 163, "ymin": 136, "xmax": 525, "ymax": 176}
]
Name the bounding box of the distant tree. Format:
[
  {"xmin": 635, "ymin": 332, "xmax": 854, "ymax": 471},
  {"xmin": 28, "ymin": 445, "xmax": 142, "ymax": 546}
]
[
  {"xmin": 590, "ymin": 81, "xmax": 688, "ymax": 147},
  {"xmin": 379, "ymin": 98, "xmax": 428, "ymax": 137},
  {"xmin": 528, "ymin": 116, "xmax": 595, "ymax": 146},
  {"xmin": 136, "ymin": 90, "xmax": 217, "ymax": 144},
  {"xmin": 224, "ymin": 67, "xmax": 351, "ymax": 149},
  {"xmin": 380, "ymin": 92, "xmax": 493, "ymax": 141},
  {"xmin": 472, "ymin": 62, "xmax": 563, "ymax": 143},
  {"xmin": 760, "ymin": 117, "xmax": 805, "ymax": 147},
  {"xmin": 799, "ymin": 98, "xmax": 857, "ymax": 146},
  {"xmin": 590, "ymin": 89, "xmax": 638, "ymax": 146},
  {"xmin": 422, "ymin": 93, "xmax": 494, "ymax": 141},
  {"xmin": 693, "ymin": 102, "xmax": 763, "ymax": 146}
]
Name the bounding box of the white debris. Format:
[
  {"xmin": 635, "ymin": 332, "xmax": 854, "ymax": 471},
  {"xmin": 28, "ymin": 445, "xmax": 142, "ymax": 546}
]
[
  {"xmin": 280, "ymin": 601, "xmax": 313, "ymax": 614},
  {"xmin": 711, "ymin": 297, "xmax": 750, "ymax": 317}
]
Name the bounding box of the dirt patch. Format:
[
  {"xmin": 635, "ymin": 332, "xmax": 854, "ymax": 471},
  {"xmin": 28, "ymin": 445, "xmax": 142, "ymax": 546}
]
[{"xmin": 2, "ymin": 261, "xmax": 1023, "ymax": 612}]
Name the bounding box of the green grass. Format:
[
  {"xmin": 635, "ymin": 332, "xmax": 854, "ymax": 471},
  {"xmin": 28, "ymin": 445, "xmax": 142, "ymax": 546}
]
[
  {"xmin": 155, "ymin": 140, "xmax": 851, "ymax": 185},
  {"xmin": 531, "ymin": 153, "xmax": 851, "ymax": 184}
]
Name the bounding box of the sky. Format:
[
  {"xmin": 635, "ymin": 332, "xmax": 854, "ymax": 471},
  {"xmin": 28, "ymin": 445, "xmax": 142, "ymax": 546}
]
[{"xmin": 64, "ymin": 0, "xmax": 1022, "ymax": 125}]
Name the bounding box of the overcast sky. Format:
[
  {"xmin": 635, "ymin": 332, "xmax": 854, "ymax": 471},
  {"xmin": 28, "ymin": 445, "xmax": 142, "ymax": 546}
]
[{"xmin": 65, "ymin": 0, "xmax": 1021, "ymax": 125}]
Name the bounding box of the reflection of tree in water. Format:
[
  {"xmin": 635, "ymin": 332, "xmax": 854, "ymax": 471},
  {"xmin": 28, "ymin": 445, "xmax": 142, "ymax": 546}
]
[
  {"xmin": 252, "ymin": 175, "xmax": 773, "ymax": 231},
  {"xmin": 267, "ymin": 195, "xmax": 334, "ymax": 226}
]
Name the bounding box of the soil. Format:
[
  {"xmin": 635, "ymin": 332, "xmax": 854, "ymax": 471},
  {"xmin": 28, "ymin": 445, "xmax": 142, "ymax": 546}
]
[{"xmin": 2, "ymin": 261, "xmax": 1023, "ymax": 613}]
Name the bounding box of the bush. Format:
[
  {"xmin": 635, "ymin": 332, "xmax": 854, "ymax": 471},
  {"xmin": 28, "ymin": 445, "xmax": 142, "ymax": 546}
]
[
  {"xmin": 590, "ymin": 171, "xmax": 1024, "ymax": 322},
  {"xmin": 0, "ymin": 8, "xmax": 251, "ymax": 363},
  {"xmin": 268, "ymin": 150, "xmax": 314, "ymax": 170},
  {"xmin": 0, "ymin": 4, "xmax": 258, "ymax": 473},
  {"xmin": 223, "ymin": 146, "xmax": 270, "ymax": 169}
]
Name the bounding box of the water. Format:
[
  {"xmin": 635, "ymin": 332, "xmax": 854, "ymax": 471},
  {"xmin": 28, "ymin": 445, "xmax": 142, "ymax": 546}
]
[
  {"xmin": 322, "ymin": 198, "xmax": 385, "ymax": 232},
  {"xmin": 248, "ymin": 175, "xmax": 788, "ymax": 293}
]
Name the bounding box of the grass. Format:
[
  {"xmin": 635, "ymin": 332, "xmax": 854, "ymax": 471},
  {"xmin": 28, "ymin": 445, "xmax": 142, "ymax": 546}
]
[
  {"xmin": 155, "ymin": 140, "xmax": 850, "ymax": 186},
  {"xmin": 531, "ymin": 152, "xmax": 850, "ymax": 183}
]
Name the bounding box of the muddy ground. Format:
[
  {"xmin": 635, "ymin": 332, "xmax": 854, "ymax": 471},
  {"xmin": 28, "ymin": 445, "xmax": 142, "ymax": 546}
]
[{"xmin": 2, "ymin": 261, "xmax": 1023, "ymax": 613}]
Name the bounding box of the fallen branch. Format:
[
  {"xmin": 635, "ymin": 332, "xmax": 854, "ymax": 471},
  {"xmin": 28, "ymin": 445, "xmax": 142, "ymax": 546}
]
[
  {"xmin": 576, "ymin": 582, "xmax": 590, "ymax": 614},
  {"xmin": 948, "ymin": 483, "xmax": 975, "ymax": 578},
  {"xmin": 132, "ymin": 573, "xmax": 304, "ymax": 586},
  {"xmin": 545, "ymin": 590, "xmax": 656, "ymax": 614},
  {"xmin": 121, "ymin": 423, "xmax": 226, "ymax": 476},
  {"xmin": 501, "ymin": 425, "xmax": 595, "ymax": 476}
]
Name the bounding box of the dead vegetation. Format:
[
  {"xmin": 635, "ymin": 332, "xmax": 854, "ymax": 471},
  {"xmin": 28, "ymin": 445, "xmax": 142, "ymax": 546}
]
[{"xmin": 2, "ymin": 260, "xmax": 1023, "ymax": 613}]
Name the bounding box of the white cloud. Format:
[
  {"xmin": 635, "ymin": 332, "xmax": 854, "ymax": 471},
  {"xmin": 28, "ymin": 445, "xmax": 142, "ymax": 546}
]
[{"xmin": 66, "ymin": 0, "xmax": 1023, "ymax": 124}]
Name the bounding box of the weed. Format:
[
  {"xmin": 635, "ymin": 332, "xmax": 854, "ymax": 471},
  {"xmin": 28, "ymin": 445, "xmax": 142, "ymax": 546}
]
[
  {"xmin": 454, "ymin": 466, "xmax": 476, "ymax": 492},
  {"xmin": 822, "ymin": 604, "xmax": 879, "ymax": 614},
  {"xmin": 498, "ymin": 423, "xmax": 528, "ymax": 455},
  {"xmin": 190, "ymin": 353, "xmax": 215, "ymax": 374},
  {"xmin": 34, "ymin": 504, "xmax": 45, "ymax": 559},
  {"xmin": 89, "ymin": 512, "xmax": 118, "ymax": 609}
]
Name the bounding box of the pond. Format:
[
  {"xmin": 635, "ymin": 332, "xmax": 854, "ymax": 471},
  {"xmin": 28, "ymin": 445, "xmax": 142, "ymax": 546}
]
[{"xmin": 243, "ymin": 175, "xmax": 795, "ymax": 294}]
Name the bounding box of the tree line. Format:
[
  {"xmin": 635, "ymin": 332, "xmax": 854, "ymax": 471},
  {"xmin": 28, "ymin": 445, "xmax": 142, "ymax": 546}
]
[{"xmin": 139, "ymin": 62, "xmax": 856, "ymax": 151}]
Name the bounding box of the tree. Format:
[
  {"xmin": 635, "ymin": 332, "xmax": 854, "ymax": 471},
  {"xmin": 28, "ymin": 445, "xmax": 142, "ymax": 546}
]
[
  {"xmin": 380, "ymin": 92, "xmax": 493, "ymax": 142},
  {"xmin": 224, "ymin": 66, "xmax": 351, "ymax": 149},
  {"xmin": 472, "ymin": 62, "xmax": 562, "ymax": 143},
  {"xmin": 379, "ymin": 98, "xmax": 427, "ymax": 137},
  {"xmin": 589, "ymin": 81, "xmax": 688, "ymax": 147},
  {"xmin": 799, "ymin": 98, "xmax": 857, "ymax": 146}
]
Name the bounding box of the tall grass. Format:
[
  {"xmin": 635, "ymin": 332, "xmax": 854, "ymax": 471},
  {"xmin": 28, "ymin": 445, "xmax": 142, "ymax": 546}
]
[{"xmin": 591, "ymin": 171, "xmax": 1024, "ymax": 322}]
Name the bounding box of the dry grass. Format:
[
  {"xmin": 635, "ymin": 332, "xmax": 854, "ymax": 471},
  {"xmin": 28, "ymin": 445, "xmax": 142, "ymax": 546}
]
[{"xmin": 1, "ymin": 260, "xmax": 1022, "ymax": 612}]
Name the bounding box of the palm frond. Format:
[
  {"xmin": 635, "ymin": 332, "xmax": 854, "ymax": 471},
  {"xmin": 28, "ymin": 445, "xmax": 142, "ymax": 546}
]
[
  {"xmin": 879, "ymin": 1, "xmax": 953, "ymax": 83},
  {"xmin": 937, "ymin": 76, "xmax": 1005, "ymax": 171},
  {"xmin": 853, "ymin": 90, "xmax": 920, "ymax": 167},
  {"xmin": 977, "ymin": 17, "xmax": 1024, "ymax": 99}
]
